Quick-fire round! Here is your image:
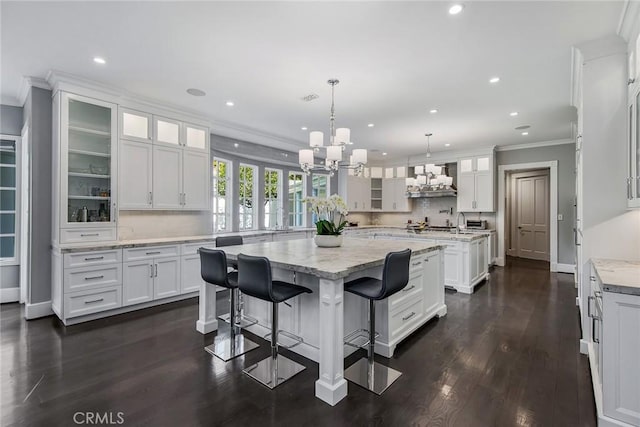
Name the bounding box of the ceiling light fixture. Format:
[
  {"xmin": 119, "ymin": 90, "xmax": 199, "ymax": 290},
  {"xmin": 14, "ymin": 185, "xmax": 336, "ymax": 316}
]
[
  {"xmin": 368, "ymin": 123, "xmax": 375, "ymax": 127},
  {"xmin": 445, "ymin": 143, "xmax": 451, "ymax": 147},
  {"xmin": 225, "ymin": 101, "xmax": 235, "ymax": 107},
  {"xmin": 489, "ymin": 77, "xmax": 500, "ymax": 84},
  {"xmin": 425, "ymin": 133, "xmax": 433, "ymax": 158},
  {"xmin": 510, "ymin": 111, "xmax": 518, "ymax": 116},
  {"xmin": 298, "ymin": 79, "xmax": 367, "ymax": 176},
  {"xmin": 429, "ymin": 109, "xmax": 438, "ymax": 114},
  {"xmin": 301, "ymin": 126, "xmax": 308, "ymax": 130},
  {"xmin": 382, "ymin": 152, "xmax": 388, "ymax": 156},
  {"xmin": 449, "ymin": 4, "xmax": 464, "ymax": 15},
  {"xmin": 521, "ymin": 132, "xmax": 529, "ymax": 136},
  {"xmin": 93, "ymin": 57, "xmax": 106, "ymax": 65},
  {"xmin": 186, "ymin": 88, "xmax": 206, "ymax": 97}
]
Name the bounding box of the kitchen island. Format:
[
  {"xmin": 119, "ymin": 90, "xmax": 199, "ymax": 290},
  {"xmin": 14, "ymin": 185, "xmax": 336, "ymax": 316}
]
[{"xmin": 197, "ymin": 237, "xmax": 445, "ymax": 406}]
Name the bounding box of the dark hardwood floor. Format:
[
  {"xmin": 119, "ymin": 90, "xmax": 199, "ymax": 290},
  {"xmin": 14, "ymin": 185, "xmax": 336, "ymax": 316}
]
[{"xmin": 1, "ymin": 257, "xmax": 596, "ymax": 426}]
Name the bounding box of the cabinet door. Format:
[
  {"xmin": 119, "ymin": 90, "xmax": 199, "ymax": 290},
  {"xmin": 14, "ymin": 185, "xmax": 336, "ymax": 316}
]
[
  {"xmin": 152, "ymin": 146, "xmax": 182, "ymax": 209},
  {"xmin": 469, "ymin": 241, "xmax": 480, "ymax": 282},
  {"xmin": 154, "ymin": 116, "xmax": 181, "ymax": 147},
  {"xmin": 183, "ymin": 123, "xmax": 208, "ymax": 151},
  {"xmin": 422, "ymin": 251, "xmax": 441, "ymax": 314},
  {"xmin": 360, "ymin": 178, "xmax": 371, "ymax": 211},
  {"xmin": 180, "ymin": 255, "xmax": 202, "ymax": 294},
  {"xmin": 347, "ymin": 176, "xmax": 361, "ymax": 211},
  {"xmin": 475, "ymin": 156, "xmax": 491, "ymax": 172},
  {"xmin": 123, "ymin": 260, "xmax": 154, "ymax": 306},
  {"xmin": 154, "ymin": 257, "xmax": 181, "ymax": 299},
  {"xmin": 459, "ymin": 158, "xmax": 474, "ymax": 174},
  {"xmin": 119, "ymin": 139, "xmax": 153, "ymax": 209},
  {"xmin": 120, "ymin": 108, "xmax": 152, "ymax": 143},
  {"xmin": 382, "ymin": 179, "xmax": 395, "ymax": 211},
  {"xmin": 394, "ymin": 178, "xmax": 411, "ymax": 212},
  {"xmin": 182, "ymin": 150, "xmax": 210, "ymax": 210},
  {"xmin": 475, "ymin": 172, "xmax": 493, "ymax": 211},
  {"xmin": 457, "ymin": 173, "xmax": 475, "ymax": 212}
]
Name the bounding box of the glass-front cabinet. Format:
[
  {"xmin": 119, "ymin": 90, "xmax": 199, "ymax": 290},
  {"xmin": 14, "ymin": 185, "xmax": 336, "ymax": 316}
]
[{"xmin": 56, "ymin": 92, "xmax": 117, "ymax": 242}]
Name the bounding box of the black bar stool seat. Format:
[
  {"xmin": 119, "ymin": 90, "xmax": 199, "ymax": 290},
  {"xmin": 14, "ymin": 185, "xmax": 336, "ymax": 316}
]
[
  {"xmin": 238, "ymin": 253, "xmax": 312, "ymax": 389},
  {"xmin": 344, "ymin": 248, "xmax": 412, "ymax": 395}
]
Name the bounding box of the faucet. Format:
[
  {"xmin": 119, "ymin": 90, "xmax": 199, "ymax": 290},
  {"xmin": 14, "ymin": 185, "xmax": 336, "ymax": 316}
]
[{"xmin": 455, "ymin": 212, "xmax": 466, "ymax": 234}]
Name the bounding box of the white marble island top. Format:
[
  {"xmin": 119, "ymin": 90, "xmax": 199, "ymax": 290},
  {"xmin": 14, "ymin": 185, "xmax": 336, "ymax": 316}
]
[
  {"xmin": 592, "ymin": 258, "xmax": 640, "ymax": 296},
  {"xmin": 345, "ymin": 226, "xmax": 487, "ymax": 242},
  {"xmin": 203, "ymin": 237, "xmax": 442, "ymax": 280}
]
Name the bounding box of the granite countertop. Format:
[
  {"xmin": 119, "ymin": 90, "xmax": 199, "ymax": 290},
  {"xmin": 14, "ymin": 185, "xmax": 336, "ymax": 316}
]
[
  {"xmin": 345, "ymin": 226, "xmax": 487, "ymax": 242},
  {"xmin": 54, "ymin": 228, "xmax": 316, "ymax": 253},
  {"xmin": 204, "ymin": 237, "xmax": 442, "ymax": 280},
  {"xmin": 591, "ymin": 258, "xmax": 640, "ymax": 296}
]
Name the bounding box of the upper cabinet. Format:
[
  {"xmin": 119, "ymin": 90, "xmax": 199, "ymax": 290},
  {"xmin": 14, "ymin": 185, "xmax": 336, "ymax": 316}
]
[
  {"xmin": 183, "ymin": 124, "xmax": 208, "ymax": 151},
  {"xmin": 53, "ymin": 92, "xmax": 118, "ymax": 243},
  {"xmin": 154, "ymin": 116, "xmax": 181, "ymax": 147},
  {"xmin": 457, "ymin": 154, "xmax": 495, "ymax": 212},
  {"xmin": 628, "ymin": 85, "xmax": 640, "ymax": 208},
  {"xmin": 120, "ymin": 108, "xmax": 152, "ymax": 143}
]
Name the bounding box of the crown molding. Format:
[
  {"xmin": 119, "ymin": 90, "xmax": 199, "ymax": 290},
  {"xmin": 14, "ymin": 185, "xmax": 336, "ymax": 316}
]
[
  {"xmin": 494, "ymin": 138, "xmax": 574, "ymax": 152},
  {"xmin": 617, "ymin": 0, "xmax": 640, "ymax": 43},
  {"xmin": 17, "ymin": 76, "xmax": 50, "ymax": 106}
]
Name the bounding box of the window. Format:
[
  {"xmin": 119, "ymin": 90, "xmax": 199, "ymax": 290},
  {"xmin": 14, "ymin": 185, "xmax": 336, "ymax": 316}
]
[
  {"xmin": 288, "ymin": 172, "xmax": 306, "ymax": 227},
  {"xmin": 264, "ymin": 168, "xmax": 282, "ymax": 229},
  {"xmin": 0, "ymin": 137, "xmax": 19, "ymax": 264},
  {"xmin": 212, "ymin": 158, "xmax": 231, "ymax": 232},
  {"xmin": 311, "ymin": 174, "xmax": 330, "ymax": 223},
  {"xmin": 239, "ymin": 164, "xmax": 257, "ymax": 230}
]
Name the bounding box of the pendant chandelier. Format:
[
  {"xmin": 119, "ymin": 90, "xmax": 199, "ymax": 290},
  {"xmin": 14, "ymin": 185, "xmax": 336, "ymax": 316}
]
[
  {"xmin": 425, "ymin": 132, "xmax": 433, "ymax": 158},
  {"xmin": 298, "ymin": 79, "xmax": 367, "ymax": 176}
]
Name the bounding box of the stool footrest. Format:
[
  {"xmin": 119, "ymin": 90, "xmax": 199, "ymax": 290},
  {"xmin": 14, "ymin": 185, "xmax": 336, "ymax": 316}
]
[
  {"xmin": 263, "ymin": 329, "xmax": 304, "ymax": 349},
  {"xmin": 344, "ymin": 329, "xmax": 380, "ymax": 349},
  {"xmin": 218, "ymin": 312, "xmax": 259, "ymax": 328}
]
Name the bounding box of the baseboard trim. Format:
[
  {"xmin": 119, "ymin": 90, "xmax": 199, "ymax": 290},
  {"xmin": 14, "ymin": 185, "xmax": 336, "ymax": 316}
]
[
  {"xmin": 580, "ymin": 338, "xmax": 589, "ymax": 355},
  {"xmin": 0, "ymin": 287, "xmax": 20, "ymax": 303},
  {"xmin": 25, "ymin": 300, "xmax": 54, "ymax": 319},
  {"xmin": 556, "ymin": 263, "xmax": 576, "ymax": 274}
]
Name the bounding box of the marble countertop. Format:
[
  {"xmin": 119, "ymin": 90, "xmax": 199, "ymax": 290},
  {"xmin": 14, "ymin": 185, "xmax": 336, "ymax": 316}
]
[
  {"xmin": 591, "ymin": 258, "xmax": 640, "ymax": 296},
  {"xmin": 202, "ymin": 237, "xmax": 442, "ymax": 280},
  {"xmin": 345, "ymin": 226, "xmax": 487, "ymax": 242},
  {"xmin": 54, "ymin": 228, "xmax": 316, "ymax": 253}
]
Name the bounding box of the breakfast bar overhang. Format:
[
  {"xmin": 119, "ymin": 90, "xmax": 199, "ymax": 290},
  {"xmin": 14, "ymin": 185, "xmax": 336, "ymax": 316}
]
[{"xmin": 196, "ymin": 238, "xmax": 447, "ymax": 405}]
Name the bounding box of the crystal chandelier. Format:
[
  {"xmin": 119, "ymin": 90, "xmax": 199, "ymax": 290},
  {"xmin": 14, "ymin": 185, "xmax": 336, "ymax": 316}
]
[{"xmin": 298, "ymin": 79, "xmax": 367, "ymax": 176}]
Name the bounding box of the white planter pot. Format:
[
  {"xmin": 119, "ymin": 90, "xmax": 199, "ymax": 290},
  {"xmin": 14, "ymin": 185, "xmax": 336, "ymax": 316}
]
[{"xmin": 314, "ymin": 234, "xmax": 344, "ymax": 248}]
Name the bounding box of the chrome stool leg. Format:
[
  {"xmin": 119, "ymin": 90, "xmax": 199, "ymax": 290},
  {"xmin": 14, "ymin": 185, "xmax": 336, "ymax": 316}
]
[
  {"xmin": 205, "ymin": 287, "xmax": 259, "ymax": 362},
  {"xmin": 344, "ymin": 299, "xmax": 402, "ymax": 395},
  {"xmin": 218, "ymin": 289, "xmax": 259, "ymax": 328},
  {"xmin": 243, "ymin": 302, "xmax": 305, "ymax": 389}
]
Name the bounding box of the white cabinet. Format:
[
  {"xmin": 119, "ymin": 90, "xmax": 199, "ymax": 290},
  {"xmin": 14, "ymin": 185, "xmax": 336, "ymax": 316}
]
[
  {"xmin": 119, "ymin": 139, "xmax": 153, "ymax": 209},
  {"xmin": 457, "ymin": 154, "xmax": 495, "ymax": 212},
  {"xmin": 382, "ymin": 178, "xmax": 411, "ymax": 212},
  {"xmin": 183, "ymin": 123, "xmax": 208, "ymax": 151},
  {"xmin": 345, "ymin": 176, "xmax": 371, "ymax": 212},
  {"xmin": 122, "ymin": 247, "xmax": 181, "ymax": 304},
  {"xmin": 123, "ymin": 260, "xmax": 154, "ymax": 306},
  {"xmin": 154, "ymin": 257, "xmax": 181, "ymax": 299},
  {"xmin": 120, "ymin": 108, "xmax": 152, "ymax": 143},
  {"xmin": 627, "ymin": 86, "xmax": 640, "ymax": 208},
  {"xmin": 153, "ymin": 145, "xmax": 183, "ymax": 209},
  {"xmin": 180, "ymin": 254, "xmax": 203, "ymax": 294},
  {"xmin": 182, "ymin": 150, "xmax": 210, "ymax": 210},
  {"xmin": 154, "ymin": 116, "xmax": 181, "ymax": 147}
]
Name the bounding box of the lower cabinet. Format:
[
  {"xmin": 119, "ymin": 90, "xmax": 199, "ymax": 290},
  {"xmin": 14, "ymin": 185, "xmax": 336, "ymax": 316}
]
[
  {"xmin": 123, "ymin": 260, "xmax": 154, "ymax": 306},
  {"xmin": 153, "ymin": 257, "xmax": 181, "ymax": 299}
]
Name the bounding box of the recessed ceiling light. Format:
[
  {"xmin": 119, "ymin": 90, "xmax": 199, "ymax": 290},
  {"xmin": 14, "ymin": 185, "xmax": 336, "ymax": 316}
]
[
  {"xmin": 382, "ymin": 152, "xmax": 388, "ymax": 156},
  {"xmin": 301, "ymin": 126, "xmax": 308, "ymax": 130},
  {"xmin": 521, "ymin": 132, "xmax": 529, "ymax": 136},
  {"xmin": 226, "ymin": 101, "xmax": 235, "ymax": 107},
  {"xmin": 449, "ymin": 4, "xmax": 464, "ymax": 15},
  {"xmin": 233, "ymin": 143, "xmax": 239, "ymax": 148},
  {"xmin": 186, "ymin": 88, "xmax": 206, "ymax": 97},
  {"xmin": 429, "ymin": 109, "xmax": 438, "ymax": 114},
  {"xmin": 445, "ymin": 143, "xmax": 451, "ymax": 147},
  {"xmin": 367, "ymin": 123, "xmax": 375, "ymax": 127},
  {"xmin": 489, "ymin": 77, "xmax": 500, "ymax": 84},
  {"xmin": 93, "ymin": 57, "xmax": 106, "ymax": 65},
  {"xmin": 510, "ymin": 111, "xmax": 518, "ymax": 116}
]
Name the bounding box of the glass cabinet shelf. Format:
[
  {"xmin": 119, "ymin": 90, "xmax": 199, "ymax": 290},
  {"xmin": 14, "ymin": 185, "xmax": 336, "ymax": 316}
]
[
  {"xmin": 68, "ymin": 172, "xmax": 110, "ymax": 179},
  {"xmin": 68, "ymin": 148, "xmax": 111, "ymax": 158},
  {"xmin": 68, "ymin": 195, "xmax": 111, "ymax": 200},
  {"xmin": 69, "ymin": 125, "xmax": 111, "ymax": 137}
]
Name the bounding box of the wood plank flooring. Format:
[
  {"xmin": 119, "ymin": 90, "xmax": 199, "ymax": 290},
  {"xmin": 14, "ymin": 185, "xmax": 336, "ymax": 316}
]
[{"xmin": 1, "ymin": 257, "xmax": 596, "ymax": 426}]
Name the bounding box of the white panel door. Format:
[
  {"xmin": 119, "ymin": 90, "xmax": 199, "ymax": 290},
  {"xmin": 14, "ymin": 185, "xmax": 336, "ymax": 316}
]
[
  {"xmin": 515, "ymin": 172, "xmax": 549, "ymax": 260},
  {"xmin": 119, "ymin": 139, "xmax": 153, "ymax": 209},
  {"xmin": 152, "ymin": 146, "xmax": 182, "ymax": 209},
  {"xmin": 120, "ymin": 108, "xmax": 152, "ymax": 143},
  {"xmin": 475, "ymin": 172, "xmax": 493, "ymax": 211},
  {"xmin": 360, "ymin": 178, "xmax": 371, "ymax": 211},
  {"xmin": 382, "ymin": 179, "xmax": 395, "ymax": 211},
  {"xmin": 154, "ymin": 257, "xmax": 181, "ymax": 299},
  {"xmin": 457, "ymin": 173, "xmax": 475, "ymax": 212},
  {"xmin": 123, "ymin": 260, "xmax": 154, "ymax": 306},
  {"xmin": 180, "ymin": 255, "xmax": 203, "ymax": 294},
  {"xmin": 182, "ymin": 150, "xmax": 210, "ymax": 210}
]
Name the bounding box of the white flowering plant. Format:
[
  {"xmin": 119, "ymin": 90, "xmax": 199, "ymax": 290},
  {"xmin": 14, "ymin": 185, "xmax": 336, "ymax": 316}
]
[{"xmin": 303, "ymin": 194, "xmax": 349, "ymax": 236}]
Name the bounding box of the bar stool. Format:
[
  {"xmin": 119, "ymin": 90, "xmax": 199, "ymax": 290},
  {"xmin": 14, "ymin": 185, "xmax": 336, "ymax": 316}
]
[
  {"xmin": 199, "ymin": 248, "xmax": 259, "ymax": 361},
  {"xmin": 215, "ymin": 236, "xmax": 257, "ymax": 328},
  {"xmin": 343, "ymin": 248, "xmax": 412, "ymax": 395},
  {"xmin": 237, "ymin": 253, "xmax": 312, "ymax": 389}
]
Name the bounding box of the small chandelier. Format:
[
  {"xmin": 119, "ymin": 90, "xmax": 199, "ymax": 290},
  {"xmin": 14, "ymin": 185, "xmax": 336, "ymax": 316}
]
[{"xmin": 298, "ymin": 79, "xmax": 367, "ymax": 176}]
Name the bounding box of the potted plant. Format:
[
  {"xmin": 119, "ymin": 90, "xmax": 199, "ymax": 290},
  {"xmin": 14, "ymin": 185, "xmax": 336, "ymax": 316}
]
[{"xmin": 303, "ymin": 194, "xmax": 349, "ymax": 247}]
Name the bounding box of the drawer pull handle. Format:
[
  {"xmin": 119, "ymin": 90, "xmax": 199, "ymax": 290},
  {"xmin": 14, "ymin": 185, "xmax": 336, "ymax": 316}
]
[
  {"xmin": 80, "ymin": 233, "xmax": 99, "ymax": 237},
  {"xmin": 85, "ymin": 298, "xmax": 104, "ymax": 304},
  {"xmin": 402, "ymin": 312, "xmax": 416, "ymax": 322},
  {"xmin": 590, "ymin": 276, "xmax": 596, "ymax": 281},
  {"xmin": 84, "ymin": 256, "xmax": 104, "ymax": 261},
  {"xmin": 412, "ymin": 262, "xmax": 421, "ymax": 266},
  {"xmin": 403, "ymin": 285, "xmax": 416, "ymax": 293},
  {"xmin": 84, "ymin": 275, "xmax": 104, "ymax": 280},
  {"xmin": 146, "ymin": 251, "xmax": 162, "ymax": 255}
]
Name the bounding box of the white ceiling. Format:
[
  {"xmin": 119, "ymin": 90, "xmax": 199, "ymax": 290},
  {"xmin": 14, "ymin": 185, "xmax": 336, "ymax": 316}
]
[{"xmin": 0, "ymin": 1, "xmax": 624, "ymax": 161}]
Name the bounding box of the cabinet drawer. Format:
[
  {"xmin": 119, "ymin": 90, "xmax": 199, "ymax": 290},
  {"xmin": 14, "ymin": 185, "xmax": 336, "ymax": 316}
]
[
  {"xmin": 388, "ymin": 275, "xmax": 423, "ymax": 312},
  {"xmin": 60, "ymin": 227, "xmax": 116, "ymax": 244},
  {"xmin": 64, "ymin": 286, "xmax": 122, "ymax": 319},
  {"xmin": 124, "ymin": 245, "xmax": 180, "ymax": 261},
  {"xmin": 64, "ymin": 249, "xmax": 122, "ymax": 268},
  {"xmin": 389, "ymin": 297, "xmax": 424, "ymax": 340},
  {"xmin": 410, "ymin": 256, "xmax": 423, "ymax": 274},
  {"xmin": 64, "ymin": 264, "xmax": 122, "ymax": 293},
  {"xmin": 181, "ymin": 241, "xmax": 216, "ymax": 256},
  {"xmin": 436, "ymin": 240, "xmax": 462, "ymax": 250}
]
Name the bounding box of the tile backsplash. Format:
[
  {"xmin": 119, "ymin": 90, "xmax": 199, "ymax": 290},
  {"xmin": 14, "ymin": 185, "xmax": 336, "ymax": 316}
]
[{"xmin": 118, "ymin": 211, "xmax": 213, "ymax": 240}]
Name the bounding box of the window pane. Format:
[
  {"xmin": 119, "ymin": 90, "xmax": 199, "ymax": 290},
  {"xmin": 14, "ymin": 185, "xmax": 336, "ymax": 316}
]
[
  {"xmin": 0, "ymin": 150, "xmax": 16, "ymax": 165},
  {"xmin": 0, "ymin": 213, "xmax": 15, "ymax": 234},
  {"xmin": 0, "ymin": 236, "xmax": 14, "ymax": 258},
  {"xmin": 0, "ymin": 166, "xmax": 16, "ymax": 187},
  {"xmin": 0, "ymin": 190, "xmax": 15, "ymax": 211}
]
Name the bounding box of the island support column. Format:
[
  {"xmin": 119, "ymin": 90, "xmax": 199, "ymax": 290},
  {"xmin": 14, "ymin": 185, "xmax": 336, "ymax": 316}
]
[
  {"xmin": 315, "ymin": 277, "xmax": 348, "ymax": 405},
  {"xmin": 196, "ymin": 282, "xmax": 218, "ymax": 334}
]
